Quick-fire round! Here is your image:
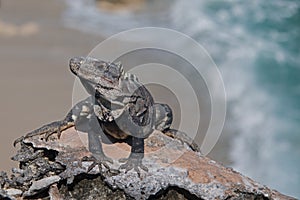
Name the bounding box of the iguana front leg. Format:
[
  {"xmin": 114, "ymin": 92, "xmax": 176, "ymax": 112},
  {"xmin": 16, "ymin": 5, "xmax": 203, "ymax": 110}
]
[
  {"xmin": 116, "ymin": 93, "xmax": 154, "ymax": 175},
  {"xmin": 82, "ymin": 115, "xmax": 113, "ymax": 171},
  {"xmin": 119, "ymin": 136, "xmax": 148, "ymax": 175},
  {"xmin": 13, "ymin": 111, "xmax": 75, "ymax": 146},
  {"xmin": 13, "ymin": 97, "xmax": 93, "ymax": 146}
]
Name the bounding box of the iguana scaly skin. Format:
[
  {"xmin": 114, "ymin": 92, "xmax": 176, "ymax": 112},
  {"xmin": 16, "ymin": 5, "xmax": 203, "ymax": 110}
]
[{"xmin": 14, "ymin": 57, "xmax": 198, "ymax": 174}]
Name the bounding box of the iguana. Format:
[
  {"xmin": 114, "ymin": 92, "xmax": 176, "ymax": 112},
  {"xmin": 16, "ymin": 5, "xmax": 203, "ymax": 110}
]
[{"xmin": 14, "ymin": 57, "xmax": 198, "ymax": 174}]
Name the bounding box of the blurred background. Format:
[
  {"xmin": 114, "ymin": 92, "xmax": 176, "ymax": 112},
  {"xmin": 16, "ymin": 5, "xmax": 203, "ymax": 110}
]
[{"xmin": 0, "ymin": 0, "xmax": 299, "ymax": 198}]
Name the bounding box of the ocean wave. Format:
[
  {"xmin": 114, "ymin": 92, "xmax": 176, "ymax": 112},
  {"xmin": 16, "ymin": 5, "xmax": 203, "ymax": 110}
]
[{"xmin": 171, "ymin": 0, "xmax": 300, "ymax": 197}]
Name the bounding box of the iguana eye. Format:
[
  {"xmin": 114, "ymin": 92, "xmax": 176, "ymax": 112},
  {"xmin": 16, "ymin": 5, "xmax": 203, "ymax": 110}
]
[{"xmin": 94, "ymin": 61, "xmax": 106, "ymax": 70}]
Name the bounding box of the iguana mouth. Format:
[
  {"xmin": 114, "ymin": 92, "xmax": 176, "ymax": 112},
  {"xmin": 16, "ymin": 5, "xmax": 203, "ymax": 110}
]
[{"xmin": 101, "ymin": 76, "xmax": 115, "ymax": 84}]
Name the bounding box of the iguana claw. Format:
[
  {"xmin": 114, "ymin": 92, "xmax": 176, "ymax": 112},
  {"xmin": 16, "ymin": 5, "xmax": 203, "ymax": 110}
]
[
  {"xmin": 119, "ymin": 155, "xmax": 148, "ymax": 176},
  {"xmin": 82, "ymin": 154, "xmax": 114, "ymax": 172}
]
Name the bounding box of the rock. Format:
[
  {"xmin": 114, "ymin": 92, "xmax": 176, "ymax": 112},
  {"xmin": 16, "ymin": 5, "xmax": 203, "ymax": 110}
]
[
  {"xmin": 0, "ymin": 128, "xmax": 296, "ymax": 200},
  {"xmin": 6, "ymin": 188, "xmax": 22, "ymax": 197},
  {"xmin": 24, "ymin": 175, "xmax": 61, "ymax": 197}
]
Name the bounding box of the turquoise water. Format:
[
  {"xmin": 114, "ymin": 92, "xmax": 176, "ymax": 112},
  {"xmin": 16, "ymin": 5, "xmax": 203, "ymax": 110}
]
[
  {"xmin": 171, "ymin": 1, "xmax": 300, "ymax": 197},
  {"xmin": 64, "ymin": 0, "xmax": 300, "ymax": 198}
]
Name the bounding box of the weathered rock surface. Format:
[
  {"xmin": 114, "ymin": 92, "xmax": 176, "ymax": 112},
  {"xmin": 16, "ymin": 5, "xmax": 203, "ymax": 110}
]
[{"xmin": 0, "ymin": 128, "xmax": 296, "ymax": 200}]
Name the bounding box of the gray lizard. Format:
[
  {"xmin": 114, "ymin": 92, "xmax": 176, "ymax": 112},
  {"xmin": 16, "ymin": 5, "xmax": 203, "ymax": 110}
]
[{"xmin": 14, "ymin": 57, "xmax": 198, "ymax": 174}]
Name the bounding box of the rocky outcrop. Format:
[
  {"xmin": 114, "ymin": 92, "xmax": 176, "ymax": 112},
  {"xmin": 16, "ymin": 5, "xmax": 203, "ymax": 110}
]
[{"xmin": 0, "ymin": 128, "xmax": 296, "ymax": 199}]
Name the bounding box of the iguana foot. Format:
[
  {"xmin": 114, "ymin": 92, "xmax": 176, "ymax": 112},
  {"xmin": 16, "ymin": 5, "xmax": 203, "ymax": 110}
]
[
  {"xmin": 119, "ymin": 155, "xmax": 148, "ymax": 176},
  {"xmin": 13, "ymin": 121, "xmax": 74, "ymax": 146},
  {"xmin": 82, "ymin": 153, "xmax": 113, "ymax": 172}
]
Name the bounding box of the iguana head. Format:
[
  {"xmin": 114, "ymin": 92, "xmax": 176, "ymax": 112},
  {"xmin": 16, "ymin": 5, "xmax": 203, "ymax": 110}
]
[{"xmin": 69, "ymin": 57, "xmax": 124, "ymax": 93}]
